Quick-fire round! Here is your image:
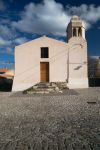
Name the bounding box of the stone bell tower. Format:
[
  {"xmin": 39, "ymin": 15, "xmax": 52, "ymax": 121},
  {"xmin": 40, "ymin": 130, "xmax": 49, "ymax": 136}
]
[
  {"xmin": 66, "ymin": 15, "xmax": 88, "ymax": 89},
  {"xmin": 67, "ymin": 16, "xmax": 85, "ymax": 42}
]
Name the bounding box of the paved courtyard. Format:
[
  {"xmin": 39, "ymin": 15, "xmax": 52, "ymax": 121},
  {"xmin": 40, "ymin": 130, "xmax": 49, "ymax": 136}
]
[{"xmin": 0, "ymin": 88, "xmax": 100, "ymax": 150}]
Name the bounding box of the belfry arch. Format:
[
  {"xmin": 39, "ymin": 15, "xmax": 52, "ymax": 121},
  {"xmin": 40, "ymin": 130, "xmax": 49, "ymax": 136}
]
[
  {"xmin": 78, "ymin": 27, "xmax": 82, "ymax": 37},
  {"xmin": 67, "ymin": 16, "xmax": 85, "ymax": 41},
  {"xmin": 73, "ymin": 28, "xmax": 77, "ymax": 36}
]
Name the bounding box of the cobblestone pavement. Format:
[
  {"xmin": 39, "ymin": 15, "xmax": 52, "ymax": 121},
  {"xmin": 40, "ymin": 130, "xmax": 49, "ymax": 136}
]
[{"xmin": 0, "ymin": 87, "xmax": 100, "ymax": 150}]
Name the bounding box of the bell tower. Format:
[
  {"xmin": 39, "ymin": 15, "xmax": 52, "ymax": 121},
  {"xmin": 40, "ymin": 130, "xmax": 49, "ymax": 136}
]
[{"xmin": 67, "ymin": 16, "xmax": 85, "ymax": 41}]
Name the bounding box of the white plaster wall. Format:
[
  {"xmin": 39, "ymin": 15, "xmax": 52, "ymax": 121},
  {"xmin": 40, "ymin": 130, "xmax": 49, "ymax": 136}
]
[
  {"xmin": 12, "ymin": 36, "xmax": 68, "ymax": 91},
  {"xmin": 67, "ymin": 37, "xmax": 88, "ymax": 89},
  {"xmin": 12, "ymin": 36, "xmax": 89, "ymax": 91}
]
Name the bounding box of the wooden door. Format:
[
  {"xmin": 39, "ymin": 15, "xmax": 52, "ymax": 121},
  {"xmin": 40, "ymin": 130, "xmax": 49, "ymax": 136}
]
[{"xmin": 40, "ymin": 62, "xmax": 49, "ymax": 82}]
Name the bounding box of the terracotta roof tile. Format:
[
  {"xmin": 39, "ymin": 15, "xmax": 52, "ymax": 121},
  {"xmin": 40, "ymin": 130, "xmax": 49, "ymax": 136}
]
[{"xmin": 0, "ymin": 69, "xmax": 9, "ymax": 73}]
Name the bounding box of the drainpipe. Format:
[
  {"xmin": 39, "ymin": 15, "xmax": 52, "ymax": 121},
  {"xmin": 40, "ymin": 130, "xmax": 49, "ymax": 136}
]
[{"xmin": 67, "ymin": 48, "xmax": 69, "ymax": 83}]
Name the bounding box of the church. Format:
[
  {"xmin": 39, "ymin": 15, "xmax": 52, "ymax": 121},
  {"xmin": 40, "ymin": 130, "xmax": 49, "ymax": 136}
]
[{"xmin": 12, "ymin": 16, "xmax": 88, "ymax": 91}]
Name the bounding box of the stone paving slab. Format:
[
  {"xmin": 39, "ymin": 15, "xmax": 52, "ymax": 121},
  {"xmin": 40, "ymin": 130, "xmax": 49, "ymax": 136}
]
[{"xmin": 0, "ymin": 88, "xmax": 100, "ymax": 149}]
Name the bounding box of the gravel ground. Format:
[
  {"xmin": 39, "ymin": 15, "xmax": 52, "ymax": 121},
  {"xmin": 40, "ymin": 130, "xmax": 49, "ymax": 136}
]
[{"xmin": 0, "ymin": 87, "xmax": 100, "ymax": 150}]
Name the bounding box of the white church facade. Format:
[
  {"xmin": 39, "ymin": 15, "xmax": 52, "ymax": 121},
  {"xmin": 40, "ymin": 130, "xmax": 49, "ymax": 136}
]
[{"xmin": 12, "ymin": 16, "xmax": 88, "ymax": 91}]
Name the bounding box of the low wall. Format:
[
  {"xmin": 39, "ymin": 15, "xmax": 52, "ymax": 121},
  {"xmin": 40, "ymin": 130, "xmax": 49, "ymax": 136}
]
[{"xmin": 89, "ymin": 78, "xmax": 100, "ymax": 87}]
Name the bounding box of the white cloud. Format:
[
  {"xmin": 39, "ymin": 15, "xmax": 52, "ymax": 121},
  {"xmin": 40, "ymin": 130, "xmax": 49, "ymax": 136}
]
[
  {"xmin": 0, "ymin": 25, "xmax": 11, "ymax": 37},
  {"xmin": 0, "ymin": 37, "xmax": 11, "ymax": 46},
  {"xmin": 0, "ymin": 36, "xmax": 14, "ymax": 55},
  {"xmin": 12, "ymin": 0, "xmax": 100, "ymax": 37},
  {"xmin": 67, "ymin": 4, "xmax": 100, "ymax": 29},
  {"xmin": 0, "ymin": 23, "xmax": 19, "ymax": 40},
  {"xmin": 12, "ymin": 0, "xmax": 70, "ymax": 36},
  {"xmin": 14, "ymin": 37, "xmax": 28, "ymax": 44}
]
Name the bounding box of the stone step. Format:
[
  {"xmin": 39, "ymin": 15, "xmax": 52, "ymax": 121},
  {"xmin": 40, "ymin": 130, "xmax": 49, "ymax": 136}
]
[
  {"xmin": 27, "ymin": 89, "xmax": 63, "ymax": 94},
  {"xmin": 33, "ymin": 85, "xmax": 54, "ymax": 89},
  {"xmin": 24, "ymin": 82, "xmax": 68, "ymax": 94}
]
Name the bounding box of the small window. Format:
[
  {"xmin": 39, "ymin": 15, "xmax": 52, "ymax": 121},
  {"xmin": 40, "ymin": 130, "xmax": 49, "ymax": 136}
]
[{"xmin": 41, "ymin": 47, "xmax": 49, "ymax": 58}]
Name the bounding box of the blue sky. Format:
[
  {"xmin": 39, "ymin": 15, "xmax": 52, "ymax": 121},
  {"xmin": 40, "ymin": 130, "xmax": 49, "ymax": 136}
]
[{"xmin": 0, "ymin": 0, "xmax": 100, "ymax": 68}]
